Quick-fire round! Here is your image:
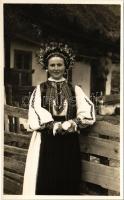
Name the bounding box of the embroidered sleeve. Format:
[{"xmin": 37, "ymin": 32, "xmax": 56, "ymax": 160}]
[
  {"xmin": 28, "ymin": 85, "xmax": 54, "ymax": 131},
  {"xmin": 74, "ymin": 85, "xmax": 96, "ymax": 127}
]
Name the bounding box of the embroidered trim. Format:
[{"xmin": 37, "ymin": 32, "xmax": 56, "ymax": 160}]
[
  {"xmin": 73, "ymin": 118, "xmax": 89, "ymax": 129},
  {"xmin": 31, "ymin": 89, "xmax": 36, "ymax": 108},
  {"xmin": 31, "ymin": 88, "xmax": 42, "ymax": 126},
  {"xmin": 84, "ymin": 97, "xmax": 93, "ymax": 120}
]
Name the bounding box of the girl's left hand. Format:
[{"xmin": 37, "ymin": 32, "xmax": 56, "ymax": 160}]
[{"xmin": 62, "ymin": 120, "xmax": 77, "ymax": 132}]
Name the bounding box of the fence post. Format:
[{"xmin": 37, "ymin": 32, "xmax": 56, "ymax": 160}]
[
  {"xmin": 7, "ymin": 85, "xmax": 15, "ymax": 132},
  {"xmin": 4, "ymin": 86, "xmax": 9, "ymax": 132},
  {"xmin": 14, "ymin": 101, "xmax": 20, "ymax": 133}
]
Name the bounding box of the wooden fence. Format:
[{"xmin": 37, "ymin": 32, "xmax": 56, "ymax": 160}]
[{"xmin": 4, "ymin": 104, "xmax": 120, "ymax": 195}]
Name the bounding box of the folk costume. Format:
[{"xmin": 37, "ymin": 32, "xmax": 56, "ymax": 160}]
[{"xmin": 22, "ymin": 43, "xmax": 96, "ymax": 195}]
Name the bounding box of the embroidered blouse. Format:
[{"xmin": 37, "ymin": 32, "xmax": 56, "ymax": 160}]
[{"xmin": 28, "ymin": 77, "xmax": 96, "ymax": 133}]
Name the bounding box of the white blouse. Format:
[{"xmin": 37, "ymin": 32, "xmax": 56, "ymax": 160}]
[{"xmin": 28, "ymin": 79, "xmax": 96, "ymax": 131}]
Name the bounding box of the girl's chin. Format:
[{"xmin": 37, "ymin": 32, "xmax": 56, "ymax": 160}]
[{"xmin": 51, "ymin": 75, "xmax": 63, "ymax": 80}]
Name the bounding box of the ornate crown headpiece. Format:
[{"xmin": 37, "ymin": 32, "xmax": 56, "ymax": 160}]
[{"xmin": 36, "ymin": 42, "xmax": 75, "ymax": 69}]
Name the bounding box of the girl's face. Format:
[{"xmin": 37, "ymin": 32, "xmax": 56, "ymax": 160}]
[{"xmin": 48, "ymin": 56, "xmax": 65, "ymax": 80}]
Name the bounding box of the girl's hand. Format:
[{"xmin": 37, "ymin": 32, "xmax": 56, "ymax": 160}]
[
  {"xmin": 62, "ymin": 120, "xmax": 77, "ymax": 133},
  {"xmin": 62, "ymin": 121, "xmax": 71, "ymax": 131},
  {"xmin": 53, "ymin": 122, "xmax": 62, "ymax": 136}
]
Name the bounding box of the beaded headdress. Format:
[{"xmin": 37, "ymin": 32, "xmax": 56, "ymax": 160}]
[{"xmin": 36, "ymin": 42, "xmax": 75, "ymax": 69}]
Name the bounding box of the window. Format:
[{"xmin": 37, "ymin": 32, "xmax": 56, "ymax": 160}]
[{"xmin": 14, "ymin": 50, "xmax": 32, "ymax": 86}]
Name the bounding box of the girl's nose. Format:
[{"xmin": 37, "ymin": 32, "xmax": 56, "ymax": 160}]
[{"xmin": 54, "ymin": 65, "xmax": 58, "ymax": 70}]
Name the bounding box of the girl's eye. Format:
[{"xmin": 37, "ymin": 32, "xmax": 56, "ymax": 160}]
[
  {"xmin": 57, "ymin": 64, "xmax": 62, "ymax": 67},
  {"xmin": 49, "ymin": 63, "xmax": 62, "ymax": 67},
  {"xmin": 50, "ymin": 64, "xmax": 55, "ymax": 67}
]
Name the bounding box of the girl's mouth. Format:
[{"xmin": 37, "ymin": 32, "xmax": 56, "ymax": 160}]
[{"xmin": 53, "ymin": 72, "xmax": 60, "ymax": 74}]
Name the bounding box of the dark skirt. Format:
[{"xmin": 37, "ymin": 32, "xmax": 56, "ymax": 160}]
[{"xmin": 35, "ymin": 131, "xmax": 81, "ymax": 195}]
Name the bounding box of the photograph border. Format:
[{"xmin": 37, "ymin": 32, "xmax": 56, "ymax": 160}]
[{"xmin": 0, "ymin": 0, "xmax": 123, "ymax": 199}]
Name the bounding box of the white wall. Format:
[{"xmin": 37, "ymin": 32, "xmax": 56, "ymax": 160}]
[
  {"xmin": 10, "ymin": 39, "xmax": 47, "ymax": 86},
  {"xmin": 72, "ymin": 61, "xmax": 91, "ymax": 97},
  {"xmin": 105, "ymin": 63, "xmax": 120, "ymax": 95},
  {"xmin": 105, "ymin": 68, "xmax": 112, "ymax": 95}
]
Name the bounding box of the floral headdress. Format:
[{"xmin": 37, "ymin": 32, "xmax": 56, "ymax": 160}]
[{"xmin": 36, "ymin": 42, "xmax": 75, "ymax": 69}]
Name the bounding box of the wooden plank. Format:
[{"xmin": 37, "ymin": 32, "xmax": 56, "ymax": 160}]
[
  {"xmin": 109, "ymin": 159, "xmax": 120, "ymax": 167},
  {"xmin": 79, "ymin": 135, "xmax": 119, "ymax": 160},
  {"xmin": 14, "ymin": 117, "xmax": 20, "ymax": 133},
  {"xmin": 13, "ymin": 102, "xmax": 20, "ymax": 132},
  {"xmin": 4, "ymin": 114, "xmax": 9, "ymax": 132},
  {"xmin": 102, "ymin": 94, "xmax": 120, "ymax": 104},
  {"xmin": 81, "ymin": 160, "xmax": 120, "ymax": 192},
  {"xmin": 82, "ymin": 160, "xmax": 119, "ymax": 179},
  {"xmin": 91, "ymin": 121, "xmax": 119, "ymax": 138},
  {"xmin": 4, "ymin": 157, "xmax": 25, "ymax": 175},
  {"xmin": 4, "ymin": 104, "xmax": 28, "ymax": 119},
  {"xmin": 96, "ymin": 115, "xmax": 120, "ymax": 125},
  {"xmin": 4, "ymin": 131, "xmax": 31, "ymax": 145},
  {"xmin": 4, "ymin": 145, "xmax": 28, "ymax": 155},
  {"xmin": 4, "ymin": 176, "xmax": 22, "ymax": 195},
  {"xmin": 8, "ymin": 116, "xmax": 15, "ymax": 132},
  {"xmin": 4, "ymin": 145, "xmax": 27, "ymax": 161},
  {"xmin": 82, "ymin": 172, "xmax": 119, "ymax": 192},
  {"xmin": 4, "ymin": 170, "xmax": 23, "ymax": 183}
]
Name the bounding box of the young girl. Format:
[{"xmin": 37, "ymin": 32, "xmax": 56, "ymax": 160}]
[{"xmin": 23, "ymin": 42, "xmax": 95, "ymax": 195}]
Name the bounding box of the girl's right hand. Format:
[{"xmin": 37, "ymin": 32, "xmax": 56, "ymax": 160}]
[{"xmin": 53, "ymin": 122, "xmax": 62, "ymax": 136}]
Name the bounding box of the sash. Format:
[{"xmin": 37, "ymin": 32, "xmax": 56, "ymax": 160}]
[{"xmin": 22, "ymin": 131, "xmax": 41, "ymax": 195}]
